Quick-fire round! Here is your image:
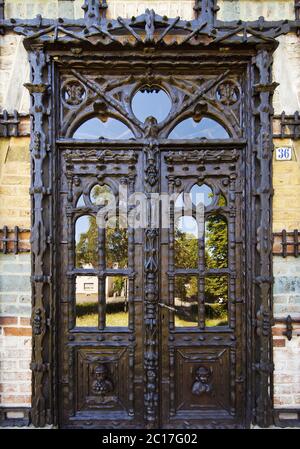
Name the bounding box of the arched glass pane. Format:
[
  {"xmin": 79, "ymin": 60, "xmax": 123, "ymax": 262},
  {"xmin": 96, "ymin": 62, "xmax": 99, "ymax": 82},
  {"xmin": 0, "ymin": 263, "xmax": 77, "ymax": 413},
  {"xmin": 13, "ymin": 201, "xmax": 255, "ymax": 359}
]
[
  {"xmin": 76, "ymin": 194, "xmax": 85, "ymax": 208},
  {"xmin": 175, "ymin": 216, "xmax": 198, "ymax": 269},
  {"xmin": 106, "ymin": 227, "xmax": 128, "ymax": 269},
  {"xmin": 205, "ymin": 275, "xmax": 228, "ymax": 327},
  {"xmin": 90, "ymin": 184, "xmax": 114, "ymax": 206},
  {"xmin": 75, "ymin": 215, "xmax": 97, "ymax": 268},
  {"xmin": 174, "ymin": 276, "xmax": 198, "ymax": 327},
  {"xmin": 190, "ymin": 183, "xmax": 214, "ymax": 207},
  {"xmin": 168, "ymin": 117, "xmax": 229, "ymax": 139},
  {"xmin": 73, "ymin": 117, "xmax": 134, "ymax": 139},
  {"xmin": 205, "ymin": 215, "xmax": 228, "ymax": 269},
  {"xmin": 132, "ymin": 87, "xmax": 171, "ymax": 123}
]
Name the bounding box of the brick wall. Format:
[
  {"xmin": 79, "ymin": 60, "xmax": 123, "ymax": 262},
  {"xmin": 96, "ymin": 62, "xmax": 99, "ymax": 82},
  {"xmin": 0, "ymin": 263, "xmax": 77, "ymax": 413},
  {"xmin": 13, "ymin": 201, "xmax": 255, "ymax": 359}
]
[
  {"xmin": 273, "ymin": 258, "xmax": 300, "ymax": 409},
  {"xmin": 0, "ymin": 254, "xmax": 31, "ymax": 407},
  {"xmin": 0, "ymin": 136, "xmax": 31, "ymax": 408}
]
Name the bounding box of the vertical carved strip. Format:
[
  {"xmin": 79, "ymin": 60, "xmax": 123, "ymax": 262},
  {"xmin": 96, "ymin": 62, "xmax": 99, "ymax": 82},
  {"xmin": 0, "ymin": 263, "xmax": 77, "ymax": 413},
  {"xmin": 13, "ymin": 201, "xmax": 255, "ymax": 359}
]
[
  {"xmin": 99, "ymin": 227, "xmax": 105, "ymax": 330},
  {"xmin": 229, "ymin": 175, "xmax": 237, "ymax": 330},
  {"xmin": 25, "ymin": 49, "xmax": 52, "ymax": 427},
  {"xmin": 199, "ymin": 226, "xmax": 205, "ymax": 330},
  {"xmin": 66, "ymin": 208, "xmax": 74, "ymax": 330},
  {"xmin": 168, "ymin": 176, "xmax": 175, "ymax": 330},
  {"xmin": 252, "ymin": 47, "xmax": 278, "ymax": 427},
  {"xmin": 144, "ymin": 134, "xmax": 159, "ymax": 428}
]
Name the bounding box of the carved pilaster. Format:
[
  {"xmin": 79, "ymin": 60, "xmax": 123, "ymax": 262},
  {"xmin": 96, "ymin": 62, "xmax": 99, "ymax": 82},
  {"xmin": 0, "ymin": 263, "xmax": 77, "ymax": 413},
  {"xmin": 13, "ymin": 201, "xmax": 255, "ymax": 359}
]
[
  {"xmin": 25, "ymin": 48, "xmax": 53, "ymax": 427},
  {"xmin": 143, "ymin": 119, "xmax": 160, "ymax": 428},
  {"xmin": 252, "ymin": 47, "xmax": 276, "ymax": 428}
]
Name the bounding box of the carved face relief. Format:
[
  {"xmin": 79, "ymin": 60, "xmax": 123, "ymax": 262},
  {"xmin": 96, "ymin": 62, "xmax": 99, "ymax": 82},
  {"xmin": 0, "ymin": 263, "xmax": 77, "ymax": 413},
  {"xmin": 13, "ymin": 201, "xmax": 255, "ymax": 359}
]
[
  {"xmin": 91, "ymin": 364, "xmax": 114, "ymax": 397},
  {"xmin": 192, "ymin": 366, "xmax": 213, "ymax": 396}
]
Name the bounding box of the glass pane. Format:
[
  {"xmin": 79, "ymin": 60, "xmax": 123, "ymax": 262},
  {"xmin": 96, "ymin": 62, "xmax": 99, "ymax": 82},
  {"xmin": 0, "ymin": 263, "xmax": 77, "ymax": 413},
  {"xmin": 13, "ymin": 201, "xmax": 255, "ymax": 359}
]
[
  {"xmin": 132, "ymin": 87, "xmax": 171, "ymax": 123},
  {"xmin": 75, "ymin": 275, "xmax": 98, "ymax": 327},
  {"xmin": 73, "ymin": 117, "xmax": 134, "ymax": 139},
  {"xmin": 76, "ymin": 194, "xmax": 85, "ymax": 208},
  {"xmin": 174, "ymin": 276, "xmax": 198, "ymax": 328},
  {"xmin": 90, "ymin": 184, "xmax": 114, "ymax": 206},
  {"xmin": 190, "ymin": 183, "xmax": 214, "ymax": 207},
  {"xmin": 75, "ymin": 215, "xmax": 98, "ymax": 268},
  {"xmin": 168, "ymin": 117, "xmax": 229, "ymax": 139},
  {"xmin": 205, "ymin": 275, "xmax": 228, "ymax": 327},
  {"xmin": 106, "ymin": 276, "xmax": 129, "ymax": 327},
  {"xmin": 205, "ymin": 215, "xmax": 228, "ymax": 269},
  {"xmin": 175, "ymin": 217, "xmax": 198, "ymax": 269},
  {"xmin": 106, "ymin": 227, "xmax": 128, "ymax": 269}
]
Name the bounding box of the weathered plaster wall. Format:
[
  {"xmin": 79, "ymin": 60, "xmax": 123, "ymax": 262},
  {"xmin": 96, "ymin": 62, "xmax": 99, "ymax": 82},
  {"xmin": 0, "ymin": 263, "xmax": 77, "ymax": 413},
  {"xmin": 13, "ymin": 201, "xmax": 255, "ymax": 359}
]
[
  {"xmin": 218, "ymin": 0, "xmax": 295, "ymax": 21},
  {"xmin": 273, "ymin": 35, "xmax": 300, "ymax": 115},
  {"xmin": 4, "ymin": 0, "xmax": 196, "ymax": 20},
  {"xmin": 0, "ymin": 137, "xmax": 30, "ymax": 228},
  {"xmin": 0, "ymin": 33, "xmax": 30, "ymax": 113}
]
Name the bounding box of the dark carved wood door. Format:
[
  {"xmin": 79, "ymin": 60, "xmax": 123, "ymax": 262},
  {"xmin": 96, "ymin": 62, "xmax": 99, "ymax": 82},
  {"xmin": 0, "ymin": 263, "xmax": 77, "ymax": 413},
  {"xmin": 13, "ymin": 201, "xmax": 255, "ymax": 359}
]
[
  {"xmin": 57, "ymin": 66, "xmax": 247, "ymax": 429},
  {"xmin": 159, "ymin": 145, "xmax": 245, "ymax": 428}
]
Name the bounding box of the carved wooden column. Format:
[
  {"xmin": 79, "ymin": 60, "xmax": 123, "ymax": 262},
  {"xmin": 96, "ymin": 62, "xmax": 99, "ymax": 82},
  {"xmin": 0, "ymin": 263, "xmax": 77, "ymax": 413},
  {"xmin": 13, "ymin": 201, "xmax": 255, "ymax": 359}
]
[
  {"xmin": 25, "ymin": 48, "xmax": 53, "ymax": 427},
  {"xmin": 143, "ymin": 118, "xmax": 160, "ymax": 428},
  {"xmin": 252, "ymin": 46, "xmax": 278, "ymax": 427}
]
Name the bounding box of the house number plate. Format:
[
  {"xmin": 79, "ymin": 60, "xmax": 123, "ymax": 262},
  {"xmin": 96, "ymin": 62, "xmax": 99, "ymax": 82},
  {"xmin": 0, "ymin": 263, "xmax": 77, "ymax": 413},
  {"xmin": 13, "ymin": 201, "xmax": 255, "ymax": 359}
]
[{"xmin": 275, "ymin": 147, "xmax": 292, "ymax": 161}]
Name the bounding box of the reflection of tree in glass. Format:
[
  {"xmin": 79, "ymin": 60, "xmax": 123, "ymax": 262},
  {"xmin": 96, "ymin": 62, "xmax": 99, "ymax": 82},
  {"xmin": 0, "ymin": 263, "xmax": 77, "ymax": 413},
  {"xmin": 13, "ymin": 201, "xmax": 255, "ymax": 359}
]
[
  {"xmin": 76, "ymin": 217, "xmax": 128, "ymax": 268},
  {"xmin": 205, "ymin": 214, "xmax": 228, "ymax": 270},
  {"xmin": 106, "ymin": 227, "xmax": 128, "ymax": 269},
  {"xmin": 205, "ymin": 211, "xmax": 228, "ymax": 304},
  {"xmin": 175, "ymin": 276, "xmax": 197, "ymax": 303},
  {"xmin": 174, "ymin": 229, "xmax": 198, "ymax": 269},
  {"xmin": 76, "ymin": 216, "xmax": 98, "ymax": 267}
]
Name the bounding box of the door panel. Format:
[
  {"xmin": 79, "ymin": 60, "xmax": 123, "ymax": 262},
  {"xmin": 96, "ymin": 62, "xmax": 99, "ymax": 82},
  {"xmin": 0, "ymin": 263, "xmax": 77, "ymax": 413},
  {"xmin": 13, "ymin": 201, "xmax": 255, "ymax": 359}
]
[
  {"xmin": 58, "ymin": 147, "xmax": 145, "ymax": 428},
  {"xmin": 160, "ymin": 147, "xmax": 245, "ymax": 428}
]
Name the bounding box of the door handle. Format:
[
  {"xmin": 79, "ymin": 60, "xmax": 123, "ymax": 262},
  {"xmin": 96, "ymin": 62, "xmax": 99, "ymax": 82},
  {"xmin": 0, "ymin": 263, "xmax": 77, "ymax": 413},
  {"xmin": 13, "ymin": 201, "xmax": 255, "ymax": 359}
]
[{"xmin": 158, "ymin": 302, "xmax": 177, "ymax": 312}]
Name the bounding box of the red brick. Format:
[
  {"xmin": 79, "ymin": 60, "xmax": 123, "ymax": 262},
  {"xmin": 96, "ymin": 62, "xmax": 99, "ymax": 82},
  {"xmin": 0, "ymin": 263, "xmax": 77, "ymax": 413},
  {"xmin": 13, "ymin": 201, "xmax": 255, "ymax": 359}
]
[
  {"xmin": 0, "ymin": 383, "xmax": 19, "ymax": 393},
  {"xmin": 272, "ymin": 327, "xmax": 285, "ymax": 336},
  {"xmin": 4, "ymin": 327, "xmax": 32, "ymax": 336},
  {"xmin": 1, "ymin": 394, "xmax": 31, "ymax": 404},
  {"xmin": 19, "ymin": 317, "xmax": 31, "ymax": 326},
  {"xmin": 274, "ymin": 339, "xmax": 286, "ymax": 347},
  {"xmin": 0, "ymin": 317, "xmax": 18, "ymax": 326}
]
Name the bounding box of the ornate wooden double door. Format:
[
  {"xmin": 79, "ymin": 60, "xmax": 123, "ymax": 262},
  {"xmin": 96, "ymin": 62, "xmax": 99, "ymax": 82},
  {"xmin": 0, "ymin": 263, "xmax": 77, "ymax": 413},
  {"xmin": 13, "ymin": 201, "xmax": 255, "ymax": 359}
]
[{"xmin": 57, "ymin": 68, "xmax": 246, "ymax": 429}]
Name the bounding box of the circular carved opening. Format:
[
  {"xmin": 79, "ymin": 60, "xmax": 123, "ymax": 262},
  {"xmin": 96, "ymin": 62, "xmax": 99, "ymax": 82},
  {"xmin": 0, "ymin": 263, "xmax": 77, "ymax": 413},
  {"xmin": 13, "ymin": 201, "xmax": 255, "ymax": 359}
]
[{"xmin": 132, "ymin": 86, "xmax": 171, "ymax": 123}]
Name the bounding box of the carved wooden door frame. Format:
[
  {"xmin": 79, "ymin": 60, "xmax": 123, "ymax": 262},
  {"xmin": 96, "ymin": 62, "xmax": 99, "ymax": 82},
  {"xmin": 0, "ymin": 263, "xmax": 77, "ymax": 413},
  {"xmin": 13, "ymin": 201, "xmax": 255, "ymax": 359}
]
[{"xmin": 22, "ymin": 11, "xmax": 280, "ymax": 428}]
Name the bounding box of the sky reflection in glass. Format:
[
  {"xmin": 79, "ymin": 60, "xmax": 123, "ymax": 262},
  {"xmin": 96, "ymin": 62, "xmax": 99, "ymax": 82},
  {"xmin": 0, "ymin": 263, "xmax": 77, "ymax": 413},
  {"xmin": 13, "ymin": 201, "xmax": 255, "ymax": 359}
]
[
  {"xmin": 73, "ymin": 117, "xmax": 134, "ymax": 140},
  {"xmin": 168, "ymin": 117, "xmax": 229, "ymax": 139},
  {"xmin": 132, "ymin": 89, "xmax": 171, "ymax": 123}
]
